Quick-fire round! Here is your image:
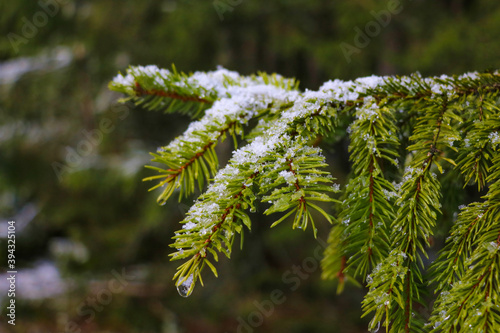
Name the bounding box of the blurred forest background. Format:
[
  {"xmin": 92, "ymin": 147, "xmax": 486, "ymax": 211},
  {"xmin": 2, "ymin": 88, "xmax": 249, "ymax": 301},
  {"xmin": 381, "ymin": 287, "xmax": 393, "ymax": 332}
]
[{"xmin": 1, "ymin": 0, "xmax": 499, "ymax": 332}]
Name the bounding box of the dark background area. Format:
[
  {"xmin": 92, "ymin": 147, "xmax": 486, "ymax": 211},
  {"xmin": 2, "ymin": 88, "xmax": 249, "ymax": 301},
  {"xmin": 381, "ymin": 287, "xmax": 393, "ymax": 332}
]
[{"xmin": 0, "ymin": 0, "xmax": 499, "ymax": 332}]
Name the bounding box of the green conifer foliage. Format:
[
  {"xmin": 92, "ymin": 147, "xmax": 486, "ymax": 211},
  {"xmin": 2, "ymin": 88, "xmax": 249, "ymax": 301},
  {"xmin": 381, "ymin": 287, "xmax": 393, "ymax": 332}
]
[{"xmin": 111, "ymin": 66, "xmax": 500, "ymax": 332}]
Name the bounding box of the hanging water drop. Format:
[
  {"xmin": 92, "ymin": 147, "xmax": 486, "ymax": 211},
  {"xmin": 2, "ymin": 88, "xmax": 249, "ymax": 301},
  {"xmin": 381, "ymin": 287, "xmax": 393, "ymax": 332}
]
[
  {"xmin": 176, "ymin": 274, "xmax": 194, "ymax": 297},
  {"xmin": 370, "ymin": 321, "xmax": 380, "ymax": 333},
  {"xmin": 250, "ymin": 207, "xmax": 256, "ymax": 213}
]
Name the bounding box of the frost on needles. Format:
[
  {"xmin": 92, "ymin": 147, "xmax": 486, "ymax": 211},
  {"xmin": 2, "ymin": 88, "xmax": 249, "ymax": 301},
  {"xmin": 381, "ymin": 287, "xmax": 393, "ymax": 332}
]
[{"xmin": 110, "ymin": 66, "xmax": 500, "ymax": 332}]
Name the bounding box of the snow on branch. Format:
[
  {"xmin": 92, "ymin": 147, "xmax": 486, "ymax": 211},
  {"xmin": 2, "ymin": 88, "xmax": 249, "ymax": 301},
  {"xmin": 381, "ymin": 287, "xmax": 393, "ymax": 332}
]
[{"xmin": 111, "ymin": 66, "xmax": 500, "ymax": 332}]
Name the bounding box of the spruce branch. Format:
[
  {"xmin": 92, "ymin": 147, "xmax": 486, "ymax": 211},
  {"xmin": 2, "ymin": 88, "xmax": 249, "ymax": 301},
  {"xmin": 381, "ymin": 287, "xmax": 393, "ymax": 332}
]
[
  {"xmin": 166, "ymin": 85, "xmax": 342, "ymax": 292},
  {"xmin": 321, "ymin": 225, "xmax": 348, "ymax": 292},
  {"xmin": 322, "ymin": 97, "xmax": 400, "ymax": 293},
  {"xmin": 456, "ymin": 116, "xmax": 500, "ymax": 190},
  {"xmin": 362, "ymin": 98, "xmax": 458, "ymax": 332},
  {"xmin": 109, "ymin": 65, "xmax": 218, "ymax": 118},
  {"xmin": 429, "ymin": 152, "xmax": 500, "ymax": 331},
  {"xmin": 429, "ymin": 214, "xmax": 500, "ymax": 332},
  {"xmin": 142, "ymin": 76, "xmax": 300, "ymax": 203},
  {"xmin": 170, "ymin": 165, "xmax": 260, "ymax": 296},
  {"xmin": 430, "ymin": 202, "xmax": 490, "ymax": 292},
  {"xmin": 109, "ymin": 66, "xmax": 500, "ymax": 331},
  {"xmin": 259, "ymin": 141, "xmax": 340, "ymax": 237},
  {"xmin": 109, "ymin": 65, "xmax": 299, "ymax": 118}
]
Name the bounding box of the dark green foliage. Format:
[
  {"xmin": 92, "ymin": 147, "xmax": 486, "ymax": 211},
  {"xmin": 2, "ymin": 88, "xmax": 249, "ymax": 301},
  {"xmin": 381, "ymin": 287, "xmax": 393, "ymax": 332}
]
[{"xmin": 111, "ymin": 66, "xmax": 500, "ymax": 332}]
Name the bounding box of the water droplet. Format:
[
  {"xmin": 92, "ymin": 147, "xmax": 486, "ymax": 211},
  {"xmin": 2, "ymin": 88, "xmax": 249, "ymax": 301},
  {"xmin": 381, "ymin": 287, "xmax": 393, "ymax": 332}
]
[
  {"xmin": 370, "ymin": 321, "xmax": 380, "ymax": 333},
  {"xmin": 250, "ymin": 207, "xmax": 256, "ymax": 213},
  {"xmin": 176, "ymin": 274, "xmax": 194, "ymax": 297},
  {"xmin": 160, "ymin": 201, "xmax": 166, "ymax": 206}
]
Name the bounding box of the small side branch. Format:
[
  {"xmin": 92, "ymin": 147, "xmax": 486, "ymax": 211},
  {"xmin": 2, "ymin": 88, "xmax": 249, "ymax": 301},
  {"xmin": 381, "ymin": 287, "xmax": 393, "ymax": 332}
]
[{"xmin": 134, "ymin": 82, "xmax": 213, "ymax": 104}]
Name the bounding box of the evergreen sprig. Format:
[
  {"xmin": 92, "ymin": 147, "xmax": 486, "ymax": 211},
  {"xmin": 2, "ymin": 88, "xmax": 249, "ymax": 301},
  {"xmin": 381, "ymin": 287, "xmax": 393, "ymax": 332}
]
[
  {"xmin": 110, "ymin": 65, "xmax": 217, "ymax": 118},
  {"xmin": 322, "ymin": 98, "xmax": 400, "ymax": 294},
  {"xmin": 111, "ymin": 66, "xmax": 500, "ymax": 332}
]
